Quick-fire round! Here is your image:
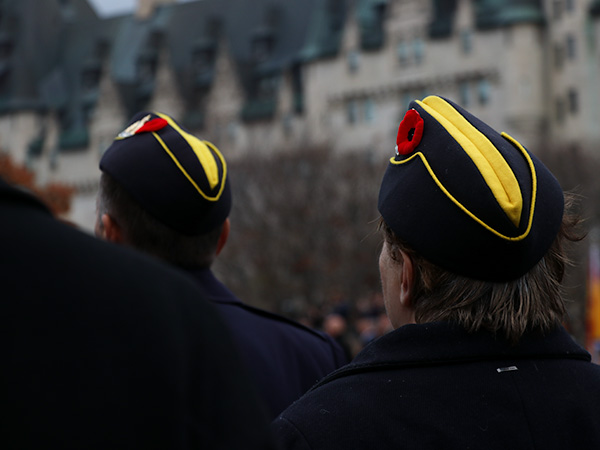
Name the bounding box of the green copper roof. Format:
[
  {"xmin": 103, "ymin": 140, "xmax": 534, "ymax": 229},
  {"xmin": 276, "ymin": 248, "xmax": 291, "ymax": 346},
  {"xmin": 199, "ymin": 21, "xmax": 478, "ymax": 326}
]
[
  {"xmin": 476, "ymin": 0, "xmax": 545, "ymax": 30},
  {"xmin": 299, "ymin": 0, "xmax": 348, "ymax": 61},
  {"xmin": 3, "ymin": 0, "xmax": 552, "ymax": 143},
  {"xmin": 429, "ymin": 0, "xmax": 544, "ymax": 38}
]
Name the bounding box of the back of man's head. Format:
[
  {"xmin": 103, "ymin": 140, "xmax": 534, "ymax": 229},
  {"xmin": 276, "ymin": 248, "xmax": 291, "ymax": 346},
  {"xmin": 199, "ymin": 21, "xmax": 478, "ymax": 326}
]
[
  {"xmin": 96, "ymin": 112, "xmax": 231, "ymax": 268},
  {"xmin": 377, "ymin": 95, "xmax": 578, "ymax": 342}
]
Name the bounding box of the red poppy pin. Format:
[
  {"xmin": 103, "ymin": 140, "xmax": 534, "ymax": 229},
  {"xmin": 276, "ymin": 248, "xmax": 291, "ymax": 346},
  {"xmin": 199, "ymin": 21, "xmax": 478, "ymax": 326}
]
[
  {"xmin": 396, "ymin": 109, "xmax": 424, "ymax": 155},
  {"xmin": 136, "ymin": 118, "xmax": 168, "ymax": 134},
  {"xmin": 117, "ymin": 114, "xmax": 168, "ymax": 139}
]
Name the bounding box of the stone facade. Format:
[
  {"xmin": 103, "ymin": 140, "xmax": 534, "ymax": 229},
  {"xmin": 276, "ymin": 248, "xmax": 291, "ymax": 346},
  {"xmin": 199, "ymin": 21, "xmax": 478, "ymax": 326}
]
[{"xmin": 1, "ymin": 0, "xmax": 600, "ymax": 229}]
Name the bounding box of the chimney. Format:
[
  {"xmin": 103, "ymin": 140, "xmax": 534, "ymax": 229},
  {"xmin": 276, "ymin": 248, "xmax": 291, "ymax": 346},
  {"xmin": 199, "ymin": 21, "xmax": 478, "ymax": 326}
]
[{"xmin": 136, "ymin": 0, "xmax": 176, "ymax": 20}]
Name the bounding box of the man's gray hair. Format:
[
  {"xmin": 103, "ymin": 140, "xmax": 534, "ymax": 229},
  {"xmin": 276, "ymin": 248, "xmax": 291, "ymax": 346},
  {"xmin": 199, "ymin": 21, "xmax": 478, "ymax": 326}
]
[
  {"xmin": 378, "ymin": 192, "xmax": 582, "ymax": 344},
  {"xmin": 97, "ymin": 172, "xmax": 223, "ymax": 269}
]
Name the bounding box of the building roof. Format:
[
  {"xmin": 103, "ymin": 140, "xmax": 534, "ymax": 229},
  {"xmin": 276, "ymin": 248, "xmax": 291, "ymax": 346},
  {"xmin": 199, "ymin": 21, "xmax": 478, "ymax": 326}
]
[
  {"xmin": 0, "ymin": 0, "xmax": 554, "ymax": 149},
  {"xmin": 475, "ymin": 0, "xmax": 545, "ymax": 30},
  {"xmin": 429, "ymin": 0, "xmax": 544, "ymax": 39},
  {"xmin": 299, "ymin": 0, "xmax": 348, "ymax": 61},
  {"xmin": 0, "ymin": 0, "xmax": 65, "ymax": 112}
]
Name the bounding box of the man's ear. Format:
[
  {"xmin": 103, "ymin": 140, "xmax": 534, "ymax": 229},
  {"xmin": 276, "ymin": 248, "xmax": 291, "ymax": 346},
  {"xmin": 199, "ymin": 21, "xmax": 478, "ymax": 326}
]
[
  {"xmin": 216, "ymin": 218, "xmax": 230, "ymax": 256},
  {"xmin": 100, "ymin": 213, "xmax": 124, "ymax": 244},
  {"xmin": 399, "ymin": 250, "xmax": 415, "ymax": 310}
]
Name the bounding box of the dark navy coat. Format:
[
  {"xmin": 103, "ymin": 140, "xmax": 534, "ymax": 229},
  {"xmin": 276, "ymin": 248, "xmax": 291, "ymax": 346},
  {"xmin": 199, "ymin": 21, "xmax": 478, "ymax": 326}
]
[
  {"xmin": 186, "ymin": 268, "xmax": 348, "ymax": 419},
  {"xmin": 0, "ymin": 178, "xmax": 274, "ymax": 450},
  {"xmin": 272, "ymin": 321, "xmax": 600, "ymax": 450}
]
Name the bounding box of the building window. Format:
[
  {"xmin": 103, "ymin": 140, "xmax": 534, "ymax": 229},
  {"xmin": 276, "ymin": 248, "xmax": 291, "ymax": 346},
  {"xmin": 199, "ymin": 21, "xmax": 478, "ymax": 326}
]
[
  {"xmin": 396, "ymin": 41, "xmax": 409, "ymax": 66},
  {"xmin": 555, "ymin": 97, "xmax": 565, "ymax": 122},
  {"xmin": 0, "ymin": 33, "xmax": 14, "ymax": 60},
  {"xmin": 565, "ymin": 0, "xmax": 574, "ymax": 12},
  {"xmin": 568, "ymin": 89, "xmax": 578, "ymax": 114},
  {"xmin": 459, "ymin": 81, "xmax": 470, "ymax": 107},
  {"xmin": 227, "ymin": 121, "xmax": 238, "ymax": 141},
  {"xmin": 137, "ymin": 55, "xmax": 157, "ymax": 85},
  {"xmin": 553, "ymin": 0, "xmax": 562, "ymax": 20},
  {"xmin": 401, "ymin": 92, "xmax": 412, "ymax": 111},
  {"xmin": 347, "ymin": 100, "xmax": 358, "ymax": 123},
  {"xmin": 566, "ymin": 34, "xmax": 576, "ymax": 60},
  {"xmin": 554, "ymin": 43, "xmax": 564, "ymax": 69},
  {"xmin": 81, "ymin": 65, "xmax": 101, "ymax": 91},
  {"xmin": 364, "ymin": 98, "xmax": 375, "ymax": 122},
  {"xmin": 413, "ymin": 38, "xmax": 424, "ymax": 65},
  {"xmin": 460, "ymin": 30, "xmax": 473, "ymax": 54},
  {"xmin": 347, "ymin": 50, "xmax": 360, "ymax": 73},
  {"xmin": 251, "ymin": 29, "xmax": 274, "ymax": 63},
  {"xmin": 478, "ymin": 79, "xmax": 491, "ymax": 105},
  {"xmin": 259, "ymin": 76, "xmax": 278, "ymax": 96},
  {"xmin": 192, "ymin": 46, "xmax": 215, "ymax": 76},
  {"xmin": 348, "ymin": 50, "xmax": 359, "ymax": 72}
]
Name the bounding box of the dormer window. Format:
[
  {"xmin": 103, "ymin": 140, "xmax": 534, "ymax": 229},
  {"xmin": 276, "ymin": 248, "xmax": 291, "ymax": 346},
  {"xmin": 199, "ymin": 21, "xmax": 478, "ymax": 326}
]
[
  {"xmin": 149, "ymin": 29, "xmax": 163, "ymax": 48},
  {"xmin": 192, "ymin": 41, "xmax": 216, "ymax": 76},
  {"xmin": 207, "ymin": 17, "xmax": 223, "ymax": 39},
  {"xmin": 251, "ymin": 27, "xmax": 274, "ymax": 63},
  {"xmin": 138, "ymin": 61, "xmax": 155, "ymax": 83},
  {"xmin": 374, "ymin": 0, "xmax": 387, "ymax": 25},
  {"xmin": 81, "ymin": 60, "xmax": 101, "ymax": 91},
  {"xmin": 328, "ymin": 0, "xmax": 344, "ymax": 31},
  {"xmin": 258, "ymin": 75, "xmax": 278, "ymax": 97},
  {"xmin": 137, "ymin": 51, "xmax": 157, "ymax": 84},
  {"xmin": 0, "ymin": 32, "xmax": 13, "ymax": 60}
]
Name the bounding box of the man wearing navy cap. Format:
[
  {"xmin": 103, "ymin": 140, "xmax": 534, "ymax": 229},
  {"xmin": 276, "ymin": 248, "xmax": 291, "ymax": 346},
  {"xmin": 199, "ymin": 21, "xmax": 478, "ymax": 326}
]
[
  {"xmin": 96, "ymin": 112, "xmax": 347, "ymax": 419},
  {"xmin": 271, "ymin": 96, "xmax": 600, "ymax": 449}
]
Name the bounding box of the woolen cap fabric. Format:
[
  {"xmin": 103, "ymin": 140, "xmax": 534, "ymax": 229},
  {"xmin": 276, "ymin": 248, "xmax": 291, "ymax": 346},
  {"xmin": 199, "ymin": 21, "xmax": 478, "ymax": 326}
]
[
  {"xmin": 378, "ymin": 95, "xmax": 564, "ymax": 281},
  {"xmin": 99, "ymin": 111, "xmax": 231, "ymax": 235}
]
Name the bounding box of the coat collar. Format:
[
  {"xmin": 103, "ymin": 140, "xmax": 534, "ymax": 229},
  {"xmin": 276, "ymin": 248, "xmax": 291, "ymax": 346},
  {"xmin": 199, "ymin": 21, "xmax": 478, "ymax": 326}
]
[
  {"xmin": 313, "ymin": 321, "xmax": 589, "ymax": 389},
  {"xmin": 183, "ymin": 267, "xmax": 244, "ymax": 305}
]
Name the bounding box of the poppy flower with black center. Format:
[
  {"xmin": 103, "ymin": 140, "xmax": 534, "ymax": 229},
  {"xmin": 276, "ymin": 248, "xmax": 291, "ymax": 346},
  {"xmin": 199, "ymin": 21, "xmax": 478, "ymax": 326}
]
[
  {"xmin": 396, "ymin": 109, "xmax": 424, "ymax": 155},
  {"xmin": 136, "ymin": 118, "xmax": 168, "ymax": 134}
]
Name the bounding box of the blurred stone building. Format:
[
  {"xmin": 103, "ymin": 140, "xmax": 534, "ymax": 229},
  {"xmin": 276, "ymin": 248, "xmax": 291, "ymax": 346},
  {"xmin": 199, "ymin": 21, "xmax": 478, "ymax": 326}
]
[{"xmin": 1, "ymin": 0, "xmax": 600, "ymax": 227}]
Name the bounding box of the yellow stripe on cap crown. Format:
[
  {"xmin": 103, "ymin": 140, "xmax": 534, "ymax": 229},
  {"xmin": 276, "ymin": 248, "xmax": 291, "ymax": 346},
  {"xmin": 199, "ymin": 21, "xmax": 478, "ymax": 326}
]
[
  {"xmin": 152, "ymin": 133, "xmax": 227, "ymax": 202},
  {"xmin": 418, "ymin": 96, "xmax": 523, "ymax": 227},
  {"xmin": 156, "ymin": 112, "xmax": 220, "ymax": 190}
]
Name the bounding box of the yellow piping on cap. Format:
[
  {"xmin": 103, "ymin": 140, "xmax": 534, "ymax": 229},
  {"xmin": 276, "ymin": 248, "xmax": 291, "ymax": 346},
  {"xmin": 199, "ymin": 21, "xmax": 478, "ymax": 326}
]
[
  {"xmin": 156, "ymin": 112, "xmax": 221, "ymax": 190},
  {"xmin": 417, "ymin": 96, "xmax": 523, "ymax": 227},
  {"xmin": 152, "ymin": 132, "xmax": 227, "ymax": 202},
  {"xmin": 388, "ymin": 133, "xmax": 537, "ymax": 241}
]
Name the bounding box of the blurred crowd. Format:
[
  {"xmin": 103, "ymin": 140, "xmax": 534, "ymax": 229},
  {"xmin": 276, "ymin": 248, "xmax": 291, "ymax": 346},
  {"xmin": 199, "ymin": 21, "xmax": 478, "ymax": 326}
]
[{"xmin": 286, "ymin": 291, "xmax": 393, "ymax": 360}]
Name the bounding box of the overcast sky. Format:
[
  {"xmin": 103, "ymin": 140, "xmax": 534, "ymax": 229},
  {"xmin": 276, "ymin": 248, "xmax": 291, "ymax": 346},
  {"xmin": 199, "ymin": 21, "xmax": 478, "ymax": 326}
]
[
  {"xmin": 87, "ymin": 0, "xmax": 137, "ymax": 17},
  {"xmin": 87, "ymin": 0, "xmax": 195, "ymax": 17}
]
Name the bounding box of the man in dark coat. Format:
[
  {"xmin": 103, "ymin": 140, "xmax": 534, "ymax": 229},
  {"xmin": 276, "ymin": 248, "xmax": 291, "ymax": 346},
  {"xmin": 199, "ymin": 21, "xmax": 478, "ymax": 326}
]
[
  {"xmin": 0, "ymin": 176, "xmax": 274, "ymax": 449},
  {"xmin": 271, "ymin": 95, "xmax": 600, "ymax": 449},
  {"xmin": 95, "ymin": 111, "xmax": 348, "ymax": 419}
]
